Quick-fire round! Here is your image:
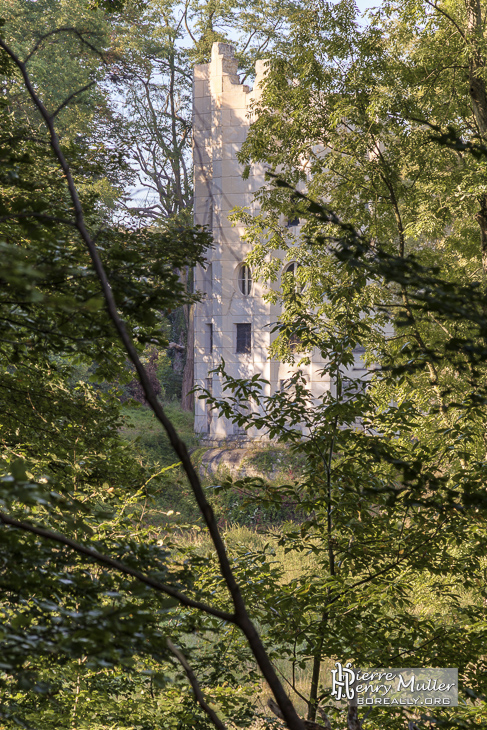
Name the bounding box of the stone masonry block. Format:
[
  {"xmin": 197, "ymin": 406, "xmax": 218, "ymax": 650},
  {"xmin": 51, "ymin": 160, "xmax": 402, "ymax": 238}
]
[
  {"xmin": 210, "ymin": 178, "xmax": 223, "ymax": 195},
  {"xmin": 222, "ymin": 75, "xmax": 242, "ymax": 92},
  {"xmin": 194, "ymin": 64, "xmax": 209, "ymax": 80},
  {"xmin": 193, "ymin": 145, "xmax": 211, "ymax": 165},
  {"xmin": 219, "ymin": 230, "xmax": 250, "ymax": 247},
  {"xmin": 193, "ymin": 112, "xmax": 211, "ymax": 131},
  {"xmin": 194, "ymin": 180, "xmax": 212, "ymax": 198},
  {"xmin": 212, "ymin": 42, "xmax": 234, "ymax": 55},
  {"xmin": 222, "ymin": 143, "xmax": 241, "ymax": 160},
  {"xmin": 222, "ymin": 192, "xmax": 252, "ymax": 210},
  {"xmin": 221, "ymin": 159, "xmax": 246, "ymax": 178},
  {"xmin": 193, "ymin": 95, "xmax": 211, "ymax": 114},
  {"xmin": 194, "ymin": 164, "xmax": 211, "ymax": 182},
  {"xmin": 209, "ymin": 75, "xmax": 224, "ymax": 95},
  {"xmin": 221, "ymin": 108, "xmax": 250, "ymax": 125},
  {"xmin": 222, "ymin": 126, "xmax": 248, "ymax": 144},
  {"xmin": 221, "ymin": 55, "xmax": 239, "ymax": 75},
  {"xmin": 223, "ymin": 177, "xmax": 255, "ymax": 195},
  {"xmin": 193, "ymin": 79, "xmax": 209, "ymax": 98}
]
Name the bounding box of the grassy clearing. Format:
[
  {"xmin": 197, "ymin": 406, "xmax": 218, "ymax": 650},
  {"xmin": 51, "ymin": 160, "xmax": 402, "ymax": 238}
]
[
  {"xmin": 119, "ymin": 403, "xmax": 329, "ymax": 716},
  {"xmin": 120, "ymin": 401, "xmax": 307, "ymax": 526},
  {"xmin": 118, "ymin": 408, "xmax": 468, "ymax": 727},
  {"xmin": 120, "ymin": 401, "xmax": 205, "ymax": 522},
  {"xmin": 120, "ymin": 401, "xmax": 200, "ymax": 467},
  {"xmin": 177, "ymin": 523, "xmax": 319, "ymax": 585}
]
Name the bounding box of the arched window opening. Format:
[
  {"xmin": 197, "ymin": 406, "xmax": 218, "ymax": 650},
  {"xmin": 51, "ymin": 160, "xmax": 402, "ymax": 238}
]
[
  {"xmin": 238, "ymin": 264, "xmax": 252, "ymax": 295},
  {"xmin": 283, "ymin": 262, "xmax": 304, "ymax": 292},
  {"xmin": 284, "ymin": 262, "xmax": 298, "ymax": 275}
]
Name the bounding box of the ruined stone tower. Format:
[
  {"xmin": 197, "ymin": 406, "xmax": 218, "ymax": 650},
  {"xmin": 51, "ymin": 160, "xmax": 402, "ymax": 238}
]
[{"xmin": 192, "ymin": 43, "xmax": 332, "ymax": 441}]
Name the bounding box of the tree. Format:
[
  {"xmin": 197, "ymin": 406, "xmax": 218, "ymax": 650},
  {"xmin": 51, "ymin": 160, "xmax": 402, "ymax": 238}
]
[
  {"xmin": 197, "ymin": 0, "xmax": 487, "ymax": 726},
  {"xmin": 0, "ymin": 8, "xmax": 240, "ymax": 728}
]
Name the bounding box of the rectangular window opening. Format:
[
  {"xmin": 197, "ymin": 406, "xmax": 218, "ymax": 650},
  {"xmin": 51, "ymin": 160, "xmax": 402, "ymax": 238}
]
[
  {"xmin": 206, "ymin": 262, "xmax": 213, "ymax": 293},
  {"xmin": 205, "ymin": 377, "xmax": 213, "ymax": 432},
  {"xmin": 353, "ymin": 344, "xmax": 366, "ymax": 370},
  {"xmin": 205, "ymin": 323, "xmax": 213, "ymax": 353},
  {"xmin": 289, "ymin": 332, "xmax": 301, "ymax": 352},
  {"xmin": 236, "ymin": 323, "xmax": 251, "ymax": 354},
  {"xmin": 233, "ymin": 397, "xmax": 249, "ymax": 435}
]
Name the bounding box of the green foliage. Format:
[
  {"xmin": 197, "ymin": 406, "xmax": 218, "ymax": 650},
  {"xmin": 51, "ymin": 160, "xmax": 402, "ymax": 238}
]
[
  {"xmin": 122, "ymin": 402, "xmax": 199, "ymax": 466},
  {"xmin": 204, "ymin": 447, "xmax": 306, "ymax": 527}
]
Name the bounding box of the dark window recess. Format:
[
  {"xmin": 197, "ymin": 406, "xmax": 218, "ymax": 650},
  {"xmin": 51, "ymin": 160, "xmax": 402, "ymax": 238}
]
[
  {"xmin": 205, "ymin": 262, "xmax": 213, "ymax": 294},
  {"xmin": 206, "ymin": 377, "xmax": 213, "ymax": 432},
  {"xmin": 205, "ymin": 323, "xmax": 213, "ymax": 353},
  {"xmin": 236, "ymin": 323, "xmax": 251, "ymax": 353},
  {"xmin": 284, "ymin": 262, "xmax": 304, "ymax": 292},
  {"xmin": 286, "ymin": 217, "xmax": 299, "ymax": 227},
  {"xmin": 289, "ymin": 331, "xmax": 301, "ymax": 352},
  {"xmin": 352, "ymin": 345, "xmax": 366, "ymax": 370},
  {"xmin": 342, "ymin": 377, "xmax": 367, "ymax": 401}
]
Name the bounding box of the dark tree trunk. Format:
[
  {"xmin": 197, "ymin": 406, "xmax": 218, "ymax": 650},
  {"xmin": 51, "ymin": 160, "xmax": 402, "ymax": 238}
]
[
  {"xmin": 465, "ymin": 0, "xmax": 487, "ymax": 274},
  {"xmin": 181, "ymin": 301, "xmax": 194, "ymax": 411}
]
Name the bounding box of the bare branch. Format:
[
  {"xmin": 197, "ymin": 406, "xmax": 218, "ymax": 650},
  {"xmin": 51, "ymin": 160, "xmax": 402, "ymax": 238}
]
[
  {"xmin": 423, "ymin": 0, "xmax": 467, "ymax": 41},
  {"xmin": 24, "ymin": 27, "xmax": 107, "ymax": 64},
  {"xmin": 167, "ymin": 639, "xmax": 228, "ymax": 730},
  {"xmin": 240, "ymin": 29, "xmax": 258, "ymax": 55},
  {"xmin": 146, "ymin": 56, "xmax": 192, "ymax": 81},
  {"xmin": 183, "ymin": 2, "xmax": 198, "ymax": 46},
  {"xmin": 52, "ymin": 80, "xmax": 96, "ymax": 118},
  {"xmin": 0, "ymin": 511, "xmax": 234, "ymax": 622}
]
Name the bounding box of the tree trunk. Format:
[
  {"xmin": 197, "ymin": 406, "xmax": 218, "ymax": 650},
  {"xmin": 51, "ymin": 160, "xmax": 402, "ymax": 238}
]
[
  {"xmin": 466, "ymin": 0, "xmax": 487, "ymax": 136},
  {"xmin": 308, "ymin": 609, "xmax": 328, "ymax": 722},
  {"xmin": 465, "ymin": 0, "xmax": 487, "ymax": 274},
  {"xmin": 475, "ymin": 196, "xmax": 487, "ymax": 273},
  {"xmin": 181, "ymin": 301, "xmax": 194, "ymax": 411}
]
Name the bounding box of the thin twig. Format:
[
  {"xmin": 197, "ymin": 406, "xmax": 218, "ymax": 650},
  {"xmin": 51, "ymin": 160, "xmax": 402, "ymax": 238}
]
[
  {"xmin": 52, "ymin": 80, "xmax": 96, "ymax": 118},
  {"xmin": 167, "ymin": 639, "xmax": 228, "ymax": 730},
  {"xmin": 24, "ymin": 27, "xmax": 106, "ymax": 64},
  {"xmin": 423, "ymin": 0, "xmax": 467, "ymax": 41}
]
